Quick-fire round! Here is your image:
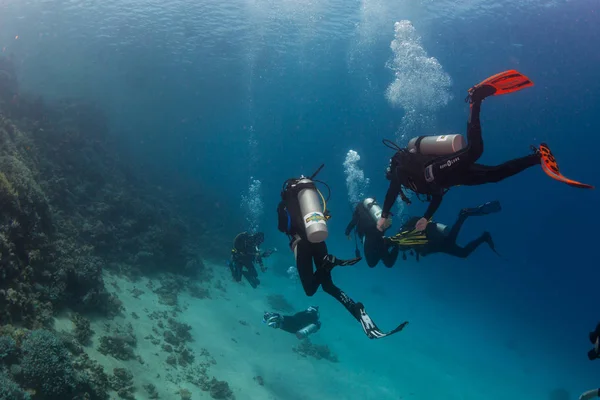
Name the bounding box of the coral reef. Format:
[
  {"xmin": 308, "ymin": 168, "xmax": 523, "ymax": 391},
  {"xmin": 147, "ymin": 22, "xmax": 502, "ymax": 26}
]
[
  {"xmin": 292, "ymin": 339, "xmax": 339, "ymax": 363},
  {"xmin": 109, "ymin": 368, "xmax": 135, "ymax": 399},
  {"xmin": 0, "ymin": 50, "xmax": 242, "ymax": 400},
  {"xmin": 0, "ymin": 370, "xmax": 30, "ymax": 400},
  {"xmin": 71, "ymin": 313, "xmax": 93, "ymax": 345},
  {"xmin": 143, "ymin": 383, "xmax": 159, "ymax": 399},
  {"xmin": 0, "ymin": 77, "xmax": 230, "ymax": 329},
  {"xmin": 209, "ymin": 378, "xmax": 235, "ymax": 400},
  {"xmin": 0, "ymin": 335, "xmax": 18, "ymax": 364},
  {"xmin": 97, "ymin": 323, "xmax": 137, "ymax": 361},
  {"xmin": 20, "ymin": 329, "xmax": 79, "ymax": 398}
]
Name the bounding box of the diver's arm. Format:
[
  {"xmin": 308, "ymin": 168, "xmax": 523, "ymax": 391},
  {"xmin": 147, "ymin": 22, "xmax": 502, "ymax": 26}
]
[
  {"xmin": 382, "ymin": 179, "xmax": 402, "ymax": 218},
  {"xmin": 423, "ymin": 195, "xmax": 443, "ymax": 220}
]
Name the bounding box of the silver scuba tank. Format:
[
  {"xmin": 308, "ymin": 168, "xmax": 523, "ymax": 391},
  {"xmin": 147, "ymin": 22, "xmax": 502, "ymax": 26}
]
[
  {"xmin": 407, "ymin": 134, "xmax": 466, "ymax": 156},
  {"xmin": 435, "ymin": 223, "xmax": 448, "ymax": 235},
  {"xmin": 297, "ymin": 178, "xmax": 328, "ymax": 243},
  {"xmin": 296, "ymin": 323, "xmax": 319, "ymax": 339},
  {"xmin": 362, "ymin": 198, "xmax": 383, "ymax": 224}
]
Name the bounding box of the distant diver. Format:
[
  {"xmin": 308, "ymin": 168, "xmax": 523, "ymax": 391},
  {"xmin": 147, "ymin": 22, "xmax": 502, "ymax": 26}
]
[
  {"xmin": 578, "ymin": 323, "xmax": 600, "ymax": 400},
  {"xmin": 277, "ymin": 164, "xmax": 408, "ymax": 339},
  {"xmin": 345, "ymin": 197, "xmax": 399, "ymax": 268},
  {"xmin": 377, "ymin": 70, "xmax": 594, "ymax": 233},
  {"xmin": 229, "ymin": 231, "xmax": 276, "ymax": 288},
  {"xmin": 263, "ymin": 305, "xmax": 321, "ymax": 339},
  {"xmin": 387, "ymin": 201, "xmax": 501, "ymax": 260}
]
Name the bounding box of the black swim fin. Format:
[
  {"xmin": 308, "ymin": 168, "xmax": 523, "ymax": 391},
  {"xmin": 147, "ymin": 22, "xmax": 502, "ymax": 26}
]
[
  {"xmin": 483, "ymin": 232, "xmax": 501, "ymax": 257},
  {"xmin": 355, "ymin": 303, "xmax": 409, "ymax": 340},
  {"xmin": 462, "ymin": 201, "xmax": 502, "ymax": 217}
]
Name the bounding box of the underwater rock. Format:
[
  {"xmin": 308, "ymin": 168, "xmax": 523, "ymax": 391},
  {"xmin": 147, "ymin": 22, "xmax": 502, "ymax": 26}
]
[
  {"xmin": 110, "ymin": 368, "xmax": 135, "ymax": 399},
  {"xmin": 143, "ymin": 383, "xmax": 160, "ymax": 399},
  {"xmin": 71, "ymin": 313, "xmax": 93, "ymax": 345},
  {"xmin": 178, "ymin": 347, "xmax": 195, "ymax": 367},
  {"xmin": 166, "ymin": 354, "xmax": 177, "ymax": 366},
  {"xmin": 154, "ymin": 274, "xmax": 185, "ymax": 306},
  {"xmin": 98, "ymin": 334, "xmax": 136, "ymax": 360},
  {"xmin": 188, "ymin": 284, "xmax": 211, "ymax": 299},
  {"xmin": 253, "ymin": 375, "xmax": 264, "ymax": 386},
  {"xmin": 266, "ymin": 294, "xmax": 294, "ymax": 313},
  {"xmin": 179, "ymin": 388, "xmax": 192, "ymax": 400},
  {"xmin": 168, "ymin": 318, "xmax": 193, "ymax": 343},
  {"xmin": 209, "ymin": 378, "xmax": 235, "ymax": 400},
  {"xmin": 292, "ymin": 339, "xmax": 339, "ymax": 363}
]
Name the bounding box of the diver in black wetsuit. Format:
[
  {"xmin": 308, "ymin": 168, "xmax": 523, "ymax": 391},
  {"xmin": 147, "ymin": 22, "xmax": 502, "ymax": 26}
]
[
  {"xmin": 277, "ymin": 165, "xmax": 408, "ymax": 339},
  {"xmin": 229, "ymin": 232, "xmax": 276, "ymax": 288},
  {"xmin": 377, "ymin": 70, "xmax": 592, "ymax": 234},
  {"xmin": 388, "ymin": 201, "xmax": 501, "ymax": 260},
  {"xmin": 263, "ymin": 306, "xmax": 322, "ymax": 339},
  {"xmin": 345, "ymin": 198, "xmax": 399, "ymax": 268}
]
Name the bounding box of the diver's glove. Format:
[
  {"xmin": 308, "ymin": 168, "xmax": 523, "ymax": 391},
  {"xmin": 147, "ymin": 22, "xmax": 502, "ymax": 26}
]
[{"xmin": 262, "ymin": 312, "xmax": 283, "ymax": 329}]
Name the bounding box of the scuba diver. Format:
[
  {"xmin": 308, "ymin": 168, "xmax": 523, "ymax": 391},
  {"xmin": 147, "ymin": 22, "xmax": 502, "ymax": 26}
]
[
  {"xmin": 345, "ymin": 197, "xmax": 400, "ymax": 268},
  {"xmin": 578, "ymin": 323, "xmax": 600, "ymax": 400},
  {"xmin": 387, "ymin": 201, "xmax": 501, "ymax": 260},
  {"xmin": 277, "ymin": 164, "xmax": 408, "ymax": 339},
  {"xmin": 229, "ymin": 231, "xmax": 276, "ymax": 288},
  {"xmin": 377, "ymin": 70, "xmax": 594, "ymax": 233},
  {"xmin": 263, "ymin": 305, "xmax": 322, "ymax": 339}
]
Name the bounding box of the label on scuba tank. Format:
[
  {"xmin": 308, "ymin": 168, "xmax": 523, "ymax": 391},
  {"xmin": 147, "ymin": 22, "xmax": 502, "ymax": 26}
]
[
  {"xmin": 436, "ymin": 135, "xmax": 448, "ymax": 142},
  {"xmin": 304, "ymin": 212, "xmax": 326, "ymax": 227}
]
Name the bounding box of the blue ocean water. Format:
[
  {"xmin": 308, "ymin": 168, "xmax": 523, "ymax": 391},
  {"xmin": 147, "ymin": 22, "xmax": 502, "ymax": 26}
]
[{"xmin": 2, "ymin": 0, "xmax": 600, "ymax": 399}]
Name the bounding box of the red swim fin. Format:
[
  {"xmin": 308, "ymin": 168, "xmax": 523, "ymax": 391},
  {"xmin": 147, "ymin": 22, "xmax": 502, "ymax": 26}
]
[
  {"xmin": 539, "ymin": 143, "xmax": 594, "ymax": 189},
  {"xmin": 469, "ymin": 70, "xmax": 534, "ymax": 99}
]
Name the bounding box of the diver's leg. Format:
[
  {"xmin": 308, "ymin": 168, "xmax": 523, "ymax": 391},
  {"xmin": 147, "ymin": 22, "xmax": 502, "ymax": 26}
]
[
  {"xmin": 319, "ymin": 271, "xmax": 361, "ymax": 321},
  {"xmin": 231, "ymin": 258, "xmax": 242, "ymax": 282},
  {"xmin": 446, "ymin": 212, "xmax": 469, "ymax": 243},
  {"xmin": 459, "ymin": 154, "xmax": 541, "ymax": 186},
  {"xmin": 381, "ymin": 240, "xmax": 400, "ymax": 268},
  {"xmin": 242, "ymin": 263, "xmax": 260, "ymax": 288},
  {"xmin": 294, "ymin": 238, "xmax": 321, "ymax": 296},
  {"xmin": 363, "ymin": 235, "xmax": 381, "ymax": 268},
  {"xmin": 444, "ymin": 234, "xmax": 488, "ymax": 258},
  {"xmin": 429, "ymin": 88, "xmax": 494, "ymax": 187}
]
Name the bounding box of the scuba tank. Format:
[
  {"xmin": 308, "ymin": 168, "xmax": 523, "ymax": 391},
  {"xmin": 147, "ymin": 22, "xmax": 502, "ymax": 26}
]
[
  {"xmin": 296, "ymin": 323, "xmax": 319, "ymax": 339},
  {"xmin": 281, "ymin": 164, "xmax": 329, "ymax": 243},
  {"xmin": 434, "ymin": 223, "xmax": 448, "ymax": 235},
  {"xmin": 407, "ymin": 134, "xmax": 465, "ymax": 156},
  {"xmin": 297, "ymin": 178, "xmax": 328, "ymax": 243},
  {"xmin": 361, "ymin": 198, "xmax": 383, "ymax": 225}
]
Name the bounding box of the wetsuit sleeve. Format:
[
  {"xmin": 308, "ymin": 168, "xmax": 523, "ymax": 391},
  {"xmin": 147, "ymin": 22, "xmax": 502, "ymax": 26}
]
[
  {"xmin": 423, "ymin": 195, "xmax": 442, "ymax": 220},
  {"xmin": 382, "ymin": 179, "xmax": 401, "ymax": 218},
  {"xmin": 345, "ymin": 209, "xmax": 359, "ymax": 236}
]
